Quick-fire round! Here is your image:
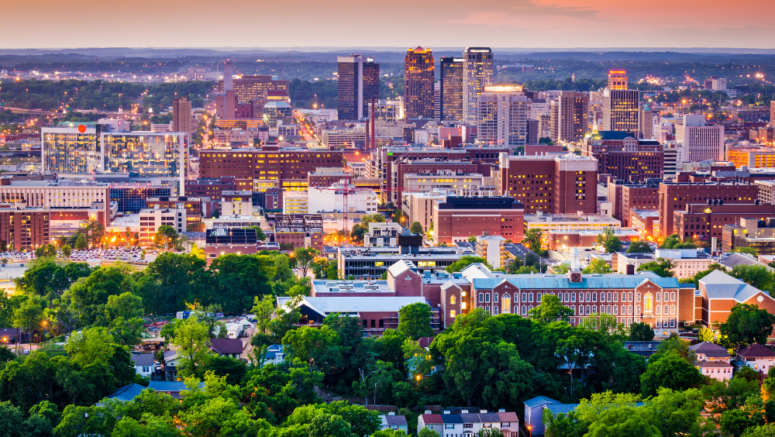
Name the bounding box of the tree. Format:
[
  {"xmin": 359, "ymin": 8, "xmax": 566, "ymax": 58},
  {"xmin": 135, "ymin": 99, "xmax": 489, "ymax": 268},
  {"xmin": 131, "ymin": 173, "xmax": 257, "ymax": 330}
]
[
  {"xmin": 410, "ymin": 221, "xmax": 424, "ymax": 234},
  {"xmin": 522, "ymin": 228, "xmax": 544, "ymax": 255},
  {"xmin": 529, "ymin": 294, "xmax": 574, "ymax": 324},
  {"xmin": 84, "ymin": 218, "xmax": 105, "ymax": 248},
  {"xmin": 397, "ymin": 303, "xmax": 433, "ymax": 340},
  {"xmin": 154, "ymin": 225, "xmax": 179, "ymax": 249},
  {"xmin": 719, "ymin": 303, "xmax": 775, "ymax": 348},
  {"xmin": 246, "ymin": 225, "xmax": 267, "ymax": 241},
  {"xmin": 582, "ymin": 258, "xmax": 612, "ymax": 274},
  {"xmin": 61, "ymin": 245, "xmax": 72, "ymax": 258},
  {"xmin": 477, "ymin": 429, "xmax": 504, "ymax": 437},
  {"xmin": 578, "ymin": 313, "xmax": 627, "ymax": 340},
  {"xmin": 629, "ymin": 322, "xmax": 655, "ymax": 341},
  {"xmin": 418, "ymin": 429, "xmax": 441, "ymax": 437},
  {"xmin": 586, "ymin": 406, "xmax": 661, "ymax": 437},
  {"xmin": 446, "ymin": 256, "xmax": 490, "ymax": 273},
  {"xmin": 209, "ymin": 255, "xmax": 274, "ymax": 314},
  {"xmin": 251, "ymin": 295, "xmax": 275, "ymax": 335},
  {"xmin": 0, "ymin": 401, "xmax": 27, "ymax": 437},
  {"xmin": 293, "ymin": 247, "xmax": 318, "ymax": 278},
  {"xmin": 65, "ymin": 327, "xmax": 116, "ymax": 368},
  {"xmin": 637, "ymin": 258, "xmax": 675, "ymax": 278},
  {"xmin": 170, "ymin": 317, "xmax": 211, "ymax": 378},
  {"xmin": 640, "ymin": 351, "xmax": 704, "ymax": 396},
  {"xmin": 661, "ymin": 233, "xmax": 682, "ymax": 249},
  {"xmin": 627, "ymin": 241, "xmax": 653, "ymax": 253},
  {"xmin": 734, "ymin": 247, "xmax": 758, "ymax": 256},
  {"xmin": 392, "ymin": 210, "xmax": 405, "ymax": 225},
  {"xmin": 728, "ymin": 265, "xmax": 775, "ymax": 292},
  {"xmin": 598, "ymin": 228, "xmax": 623, "ymax": 253},
  {"xmin": 743, "ymin": 424, "xmax": 775, "ymax": 437},
  {"xmin": 698, "ymin": 327, "xmax": 715, "ymax": 342},
  {"xmin": 13, "ymin": 295, "xmax": 44, "ymax": 352},
  {"xmin": 74, "ymin": 233, "xmax": 87, "ymax": 250}
]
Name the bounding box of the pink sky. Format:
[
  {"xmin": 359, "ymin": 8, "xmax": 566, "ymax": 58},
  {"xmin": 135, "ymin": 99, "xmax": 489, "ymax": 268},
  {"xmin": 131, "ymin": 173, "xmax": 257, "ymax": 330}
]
[{"xmin": 4, "ymin": 0, "xmax": 775, "ymax": 49}]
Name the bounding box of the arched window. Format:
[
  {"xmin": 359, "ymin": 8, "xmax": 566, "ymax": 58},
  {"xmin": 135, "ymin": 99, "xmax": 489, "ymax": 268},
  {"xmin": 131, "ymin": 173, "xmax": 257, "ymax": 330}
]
[
  {"xmin": 502, "ymin": 294, "xmax": 511, "ymax": 314},
  {"xmin": 579, "ymin": 305, "xmax": 585, "ymax": 315},
  {"xmin": 614, "ymin": 305, "xmax": 618, "ymax": 315},
  {"xmin": 571, "ymin": 305, "xmax": 576, "ymax": 315},
  {"xmin": 522, "ymin": 305, "xmax": 527, "ymax": 316},
  {"xmin": 628, "ymin": 292, "xmax": 633, "ymax": 302},
  {"xmin": 670, "ymin": 292, "xmax": 676, "ymax": 302},
  {"xmin": 671, "ymin": 304, "xmax": 676, "ymax": 315},
  {"xmin": 644, "ymin": 293, "xmax": 653, "ymax": 315},
  {"xmin": 450, "ymin": 295, "xmax": 456, "ymax": 305}
]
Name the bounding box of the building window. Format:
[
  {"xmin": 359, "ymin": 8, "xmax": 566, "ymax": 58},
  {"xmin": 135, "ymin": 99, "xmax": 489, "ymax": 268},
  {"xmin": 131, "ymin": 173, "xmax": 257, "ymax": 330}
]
[
  {"xmin": 670, "ymin": 292, "xmax": 676, "ymax": 302},
  {"xmin": 579, "ymin": 305, "xmax": 585, "ymax": 315},
  {"xmin": 571, "ymin": 293, "xmax": 576, "ymax": 302},
  {"xmin": 613, "ymin": 292, "xmax": 618, "ymax": 302},
  {"xmin": 644, "ymin": 293, "xmax": 653, "ymax": 315},
  {"xmin": 529, "ymin": 293, "xmax": 534, "ymax": 303},
  {"xmin": 537, "ymin": 292, "xmax": 542, "ymax": 302},
  {"xmin": 502, "ymin": 295, "xmax": 511, "ymax": 313},
  {"xmin": 601, "ymin": 293, "xmax": 606, "ymax": 303},
  {"xmin": 671, "ymin": 304, "xmax": 676, "ymax": 315},
  {"xmin": 522, "ymin": 293, "xmax": 528, "ymax": 302},
  {"xmin": 450, "ymin": 295, "xmax": 456, "ymax": 305},
  {"xmin": 628, "ymin": 292, "xmax": 633, "ymax": 302},
  {"xmin": 450, "ymin": 310, "xmax": 456, "ymax": 318},
  {"xmin": 479, "ymin": 293, "xmax": 484, "ymax": 303},
  {"xmin": 592, "ymin": 293, "xmax": 597, "ymax": 302},
  {"xmin": 522, "ymin": 306, "xmax": 527, "ymax": 316},
  {"xmin": 564, "ymin": 292, "xmax": 570, "ymax": 302},
  {"xmin": 485, "ymin": 294, "xmax": 490, "ymax": 303}
]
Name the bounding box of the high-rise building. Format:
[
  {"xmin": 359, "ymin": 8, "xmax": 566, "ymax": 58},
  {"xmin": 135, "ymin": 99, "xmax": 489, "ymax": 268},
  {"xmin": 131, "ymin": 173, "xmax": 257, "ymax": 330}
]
[
  {"xmin": 770, "ymin": 101, "xmax": 775, "ymax": 128},
  {"xmin": 462, "ymin": 47, "xmax": 494, "ymax": 124},
  {"xmin": 639, "ymin": 104, "xmax": 654, "ymax": 139},
  {"xmin": 217, "ymin": 71, "xmax": 289, "ymax": 120},
  {"xmin": 549, "ymin": 92, "xmax": 590, "ymax": 142},
  {"xmin": 440, "ymin": 57, "xmax": 464, "ymax": 122},
  {"xmin": 172, "ymin": 97, "xmax": 192, "ymax": 134},
  {"xmin": 476, "ymin": 85, "xmax": 529, "ymax": 146},
  {"xmin": 404, "ymin": 47, "xmax": 435, "ymax": 120},
  {"xmin": 607, "ymin": 70, "xmax": 628, "ymax": 90},
  {"xmin": 337, "ymin": 55, "xmax": 380, "ymax": 121},
  {"xmin": 676, "ymin": 115, "xmax": 724, "ymax": 162},
  {"xmin": 581, "ymin": 131, "xmax": 663, "ymax": 182}
]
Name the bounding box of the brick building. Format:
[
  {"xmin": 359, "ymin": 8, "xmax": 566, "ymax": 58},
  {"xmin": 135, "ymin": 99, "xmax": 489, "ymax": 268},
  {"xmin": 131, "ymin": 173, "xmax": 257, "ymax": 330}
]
[
  {"xmin": 673, "ymin": 202, "xmax": 775, "ymax": 243},
  {"xmin": 658, "ymin": 180, "xmax": 760, "ymax": 238},
  {"xmin": 198, "ymin": 148, "xmax": 343, "ymax": 189},
  {"xmin": 431, "ymin": 196, "xmax": 524, "ymax": 244},
  {"xmin": 697, "ymin": 270, "xmax": 775, "ymax": 327},
  {"xmin": 273, "ymin": 214, "xmax": 324, "ymax": 251},
  {"xmin": 581, "ymin": 131, "xmax": 663, "ymax": 182},
  {"xmin": 146, "ymin": 197, "xmax": 202, "ymax": 227},
  {"xmin": 307, "ymin": 169, "xmax": 352, "ymax": 188},
  {"xmin": 185, "ymin": 177, "xmax": 253, "ymax": 197},
  {"xmin": 204, "ymin": 228, "xmax": 258, "ymax": 263},
  {"xmin": 606, "ymin": 179, "xmax": 660, "ymax": 227},
  {"xmin": 496, "ymin": 153, "xmax": 598, "ymax": 214},
  {"xmin": 0, "ymin": 204, "xmax": 50, "ymax": 250}
]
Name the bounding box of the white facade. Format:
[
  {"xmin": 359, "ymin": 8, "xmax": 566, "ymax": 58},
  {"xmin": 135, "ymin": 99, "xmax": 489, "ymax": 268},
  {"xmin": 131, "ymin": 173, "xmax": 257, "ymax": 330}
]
[
  {"xmin": 676, "ymin": 116, "xmax": 724, "ymax": 162},
  {"xmin": 364, "ymin": 222, "xmax": 404, "ymax": 247},
  {"xmin": 221, "ymin": 194, "xmax": 253, "ymax": 217},
  {"xmin": 404, "ymin": 172, "xmax": 489, "ymax": 196},
  {"xmin": 307, "ymin": 183, "xmax": 378, "ymax": 214},
  {"xmin": 462, "ymin": 47, "xmax": 494, "ymax": 124},
  {"xmin": 139, "ymin": 205, "xmax": 187, "ymax": 244},
  {"xmin": 477, "ymin": 86, "xmax": 528, "ymax": 146},
  {"xmin": 284, "ymin": 191, "xmax": 309, "ymax": 214},
  {"xmin": 711, "ymin": 78, "xmax": 728, "ymax": 91}
]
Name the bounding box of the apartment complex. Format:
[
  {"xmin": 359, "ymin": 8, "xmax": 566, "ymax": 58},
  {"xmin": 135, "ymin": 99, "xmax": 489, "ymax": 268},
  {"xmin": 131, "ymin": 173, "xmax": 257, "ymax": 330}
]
[
  {"xmin": 431, "ymin": 196, "xmax": 525, "ymax": 244},
  {"xmin": 581, "ymin": 131, "xmax": 663, "ymax": 181}
]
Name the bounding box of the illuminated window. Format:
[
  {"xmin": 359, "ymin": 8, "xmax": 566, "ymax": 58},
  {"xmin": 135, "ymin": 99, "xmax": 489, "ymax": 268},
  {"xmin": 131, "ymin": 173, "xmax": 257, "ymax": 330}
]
[
  {"xmin": 644, "ymin": 293, "xmax": 653, "ymax": 315},
  {"xmin": 450, "ymin": 295, "xmax": 456, "ymax": 305}
]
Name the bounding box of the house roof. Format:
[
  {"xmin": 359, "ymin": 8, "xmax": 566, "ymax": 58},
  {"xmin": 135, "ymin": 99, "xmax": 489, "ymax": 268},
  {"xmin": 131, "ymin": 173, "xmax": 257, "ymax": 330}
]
[
  {"xmin": 439, "ymin": 414, "xmax": 463, "ymax": 424},
  {"xmin": 699, "ymin": 270, "xmax": 768, "ymax": 302},
  {"xmin": 689, "ymin": 341, "xmax": 731, "ymax": 358},
  {"xmin": 102, "ymin": 384, "xmax": 145, "ymax": 403},
  {"xmin": 545, "ymin": 403, "xmax": 580, "ymax": 415},
  {"xmin": 418, "ymin": 336, "xmax": 434, "ymax": 348},
  {"xmin": 459, "ymin": 413, "xmax": 481, "ymax": 422},
  {"xmin": 387, "ymin": 260, "xmax": 417, "ymax": 277},
  {"xmin": 479, "ymin": 413, "xmax": 502, "ymax": 423},
  {"xmin": 738, "ymin": 344, "xmax": 775, "ymax": 358},
  {"xmin": 497, "ymin": 412, "xmax": 519, "ymax": 422},
  {"xmin": 130, "ymin": 353, "xmax": 155, "ymax": 367},
  {"xmin": 211, "ymin": 338, "xmax": 243, "ymax": 355},
  {"xmin": 421, "ymin": 414, "xmax": 443, "ymax": 424},
  {"xmin": 385, "ymin": 415, "xmax": 407, "ymax": 426},
  {"xmin": 278, "ymin": 296, "xmax": 428, "ymax": 314},
  {"xmin": 148, "ymin": 381, "xmax": 194, "ymax": 392},
  {"xmin": 473, "ymin": 274, "xmax": 679, "ymax": 291},
  {"xmin": 524, "ymin": 396, "xmax": 560, "ymax": 409},
  {"xmin": 698, "ymin": 360, "xmax": 733, "ymax": 368}
]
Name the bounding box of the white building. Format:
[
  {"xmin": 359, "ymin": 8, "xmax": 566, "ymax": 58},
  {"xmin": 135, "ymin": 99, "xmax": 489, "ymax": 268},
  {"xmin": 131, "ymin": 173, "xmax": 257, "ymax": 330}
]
[
  {"xmin": 130, "ymin": 353, "xmax": 154, "ymax": 378},
  {"xmin": 364, "ymin": 222, "xmax": 404, "ymax": 247},
  {"xmin": 477, "ymin": 85, "xmax": 529, "ymax": 146},
  {"xmin": 139, "ymin": 204, "xmax": 187, "ymax": 244},
  {"xmin": 711, "ymin": 78, "xmax": 728, "ymax": 91},
  {"xmin": 221, "ymin": 191, "xmax": 253, "ymax": 217},
  {"xmin": 307, "ymin": 182, "xmax": 378, "ymax": 214},
  {"xmin": 284, "ymin": 191, "xmax": 308, "ymax": 215},
  {"xmin": 403, "ymin": 171, "xmax": 491, "ymax": 196},
  {"xmin": 676, "ymin": 115, "xmax": 724, "ymax": 162}
]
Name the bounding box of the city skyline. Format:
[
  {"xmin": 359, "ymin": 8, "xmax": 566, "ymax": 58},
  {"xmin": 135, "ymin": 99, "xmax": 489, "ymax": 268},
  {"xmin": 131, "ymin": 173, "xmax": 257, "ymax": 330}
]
[{"xmin": 3, "ymin": 0, "xmax": 775, "ymax": 50}]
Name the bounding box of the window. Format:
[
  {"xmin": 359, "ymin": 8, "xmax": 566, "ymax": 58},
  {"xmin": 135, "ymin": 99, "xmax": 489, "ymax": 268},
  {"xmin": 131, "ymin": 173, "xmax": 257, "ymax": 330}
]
[
  {"xmin": 614, "ymin": 305, "xmax": 618, "ymax": 315},
  {"xmin": 636, "ymin": 292, "xmax": 641, "ymax": 302},
  {"xmin": 522, "ymin": 293, "xmax": 528, "ymax": 302},
  {"xmin": 644, "ymin": 293, "xmax": 653, "ymax": 314},
  {"xmin": 565, "ymin": 292, "xmax": 570, "ymax": 302},
  {"xmin": 670, "ymin": 292, "xmax": 676, "ymax": 302},
  {"xmin": 572, "ymin": 293, "xmax": 576, "ymax": 302},
  {"xmin": 586, "ymin": 305, "xmax": 590, "ymax": 314},
  {"xmin": 601, "ymin": 293, "xmax": 606, "ymax": 303},
  {"xmin": 502, "ymin": 295, "xmax": 511, "ymax": 313},
  {"xmin": 479, "ymin": 293, "xmax": 484, "ymax": 303},
  {"xmin": 579, "ymin": 293, "xmax": 585, "ymax": 303},
  {"xmin": 558, "ymin": 293, "xmax": 563, "ymax": 303},
  {"xmin": 450, "ymin": 310, "xmax": 456, "ymax": 318},
  {"xmin": 464, "ymin": 424, "xmax": 473, "ymax": 429},
  {"xmin": 579, "ymin": 305, "xmax": 585, "ymax": 315},
  {"xmin": 445, "ymin": 424, "xmax": 455, "ymax": 430},
  {"xmin": 613, "ymin": 292, "xmax": 618, "ymax": 302},
  {"xmin": 628, "ymin": 292, "xmax": 633, "ymax": 302},
  {"xmin": 522, "ymin": 306, "xmax": 527, "ymax": 315},
  {"xmin": 493, "ymin": 306, "xmax": 499, "ymax": 315},
  {"xmin": 485, "ymin": 294, "xmax": 491, "ymax": 303},
  {"xmin": 636, "ymin": 304, "xmax": 641, "ymax": 314},
  {"xmin": 571, "ymin": 305, "xmax": 576, "ymax": 314},
  {"xmin": 529, "ymin": 293, "xmax": 534, "ymax": 303},
  {"xmin": 592, "ymin": 293, "xmax": 597, "ymax": 302},
  {"xmin": 537, "ymin": 293, "xmax": 542, "ymax": 302},
  {"xmin": 607, "ymin": 305, "xmax": 612, "ymax": 314},
  {"xmin": 671, "ymin": 304, "xmax": 675, "ymax": 315},
  {"xmin": 656, "ymin": 292, "xmax": 661, "ymax": 302},
  {"xmin": 450, "ymin": 295, "xmax": 456, "ymax": 305}
]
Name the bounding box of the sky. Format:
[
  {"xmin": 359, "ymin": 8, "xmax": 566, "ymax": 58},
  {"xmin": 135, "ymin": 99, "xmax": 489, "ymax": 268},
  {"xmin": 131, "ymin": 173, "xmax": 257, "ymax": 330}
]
[{"xmin": 3, "ymin": 0, "xmax": 775, "ymax": 50}]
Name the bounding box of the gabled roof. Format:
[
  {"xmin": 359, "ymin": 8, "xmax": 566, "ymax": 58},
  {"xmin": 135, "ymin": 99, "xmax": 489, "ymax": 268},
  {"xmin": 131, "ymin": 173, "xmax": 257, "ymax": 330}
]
[
  {"xmin": 102, "ymin": 384, "xmax": 145, "ymax": 402},
  {"xmin": 473, "ymin": 274, "xmax": 679, "ymax": 291},
  {"xmin": 689, "ymin": 341, "xmax": 731, "ymax": 358},
  {"xmin": 130, "ymin": 353, "xmax": 155, "ymax": 366},
  {"xmin": 497, "ymin": 412, "xmax": 519, "ymax": 422},
  {"xmin": 698, "ymin": 360, "xmax": 733, "ymax": 368},
  {"xmin": 387, "ymin": 260, "xmax": 417, "ymax": 278},
  {"xmin": 524, "ymin": 396, "xmax": 560, "ymax": 408},
  {"xmin": 700, "ymin": 270, "xmax": 767, "ymax": 302},
  {"xmin": 479, "ymin": 413, "xmax": 502, "ymax": 423},
  {"xmin": 545, "ymin": 403, "xmax": 579, "ymax": 415},
  {"xmin": 385, "ymin": 415, "xmax": 408, "ymax": 426},
  {"xmin": 148, "ymin": 381, "xmax": 193, "ymax": 392},
  {"xmin": 439, "ymin": 414, "xmax": 463, "ymax": 424},
  {"xmin": 279, "ymin": 296, "xmax": 427, "ymax": 314},
  {"xmin": 211, "ymin": 338, "xmax": 243, "ymax": 355},
  {"xmin": 738, "ymin": 344, "xmax": 775, "ymax": 358},
  {"xmin": 420, "ymin": 414, "xmax": 443, "ymax": 424}
]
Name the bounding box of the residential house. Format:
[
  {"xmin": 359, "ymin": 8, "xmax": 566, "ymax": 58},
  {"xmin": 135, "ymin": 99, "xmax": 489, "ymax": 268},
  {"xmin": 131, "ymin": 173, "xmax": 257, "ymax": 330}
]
[
  {"xmin": 100, "ymin": 383, "xmax": 146, "ymax": 404},
  {"xmin": 130, "ymin": 353, "xmax": 155, "ymax": 378},
  {"xmin": 210, "ymin": 338, "xmax": 243, "ymax": 359},
  {"xmin": 147, "ymin": 381, "xmax": 203, "ymax": 399},
  {"xmin": 524, "ymin": 396, "xmax": 560, "ymax": 435},
  {"xmin": 737, "ymin": 344, "xmax": 775, "ymax": 373},
  {"xmin": 417, "ymin": 409, "xmax": 519, "ymax": 437},
  {"xmin": 380, "ymin": 413, "xmax": 408, "ymax": 434},
  {"xmin": 689, "ymin": 341, "xmax": 733, "ymax": 381},
  {"xmin": 263, "ymin": 344, "xmax": 285, "ymax": 366}
]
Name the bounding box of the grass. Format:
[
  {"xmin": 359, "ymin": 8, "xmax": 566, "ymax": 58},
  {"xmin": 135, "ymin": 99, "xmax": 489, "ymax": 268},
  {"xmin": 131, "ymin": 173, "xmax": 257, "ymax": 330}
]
[{"xmin": 37, "ymin": 342, "xmax": 67, "ymax": 357}]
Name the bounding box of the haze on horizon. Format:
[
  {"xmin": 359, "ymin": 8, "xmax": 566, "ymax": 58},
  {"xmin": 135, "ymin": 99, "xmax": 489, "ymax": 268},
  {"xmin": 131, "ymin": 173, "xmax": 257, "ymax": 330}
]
[{"xmin": 4, "ymin": 0, "xmax": 775, "ymax": 50}]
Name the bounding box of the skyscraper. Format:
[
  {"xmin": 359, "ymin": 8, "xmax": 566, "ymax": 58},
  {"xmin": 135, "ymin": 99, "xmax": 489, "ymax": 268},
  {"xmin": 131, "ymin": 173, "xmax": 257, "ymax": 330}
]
[
  {"xmin": 440, "ymin": 57, "xmax": 464, "ymax": 122},
  {"xmin": 603, "ymin": 71, "xmax": 640, "ymax": 136},
  {"xmin": 477, "ymin": 85, "xmax": 529, "ymax": 146},
  {"xmin": 173, "ymin": 97, "xmax": 192, "ymax": 133},
  {"xmin": 337, "ymin": 55, "xmax": 380, "ymax": 121},
  {"xmin": 404, "ymin": 47, "xmax": 435, "ymax": 120},
  {"xmin": 549, "ymin": 92, "xmax": 590, "ymax": 142},
  {"xmin": 462, "ymin": 47, "xmax": 494, "ymax": 124}
]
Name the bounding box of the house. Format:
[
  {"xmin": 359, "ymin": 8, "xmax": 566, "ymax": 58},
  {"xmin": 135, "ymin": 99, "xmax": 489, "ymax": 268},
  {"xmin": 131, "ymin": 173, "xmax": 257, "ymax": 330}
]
[
  {"xmin": 100, "ymin": 383, "xmax": 146, "ymax": 404},
  {"xmin": 417, "ymin": 409, "xmax": 519, "ymax": 437},
  {"xmin": 524, "ymin": 396, "xmax": 560, "ymax": 436},
  {"xmin": 263, "ymin": 344, "xmax": 285, "ymax": 366},
  {"xmin": 147, "ymin": 381, "xmax": 203, "ymax": 399},
  {"xmin": 210, "ymin": 338, "xmax": 243, "ymax": 359},
  {"xmin": 130, "ymin": 353, "xmax": 155, "ymax": 378},
  {"xmin": 690, "ymin": 341, "xmax": 733, "ymax": 381},
  {"xmin": 698, "ymin": 270, "xmax": 775, "ymax": 327},
  {"xmin": 737, "ymin": 344, "xmax": 775, "ymax": 373},
  {"xmin": 162, "ymin": 351, "xmax": 180, "ymax": 381},
  {"xmin": 380, "ymin": 413, "xmax": 408, "ymax": 434}
]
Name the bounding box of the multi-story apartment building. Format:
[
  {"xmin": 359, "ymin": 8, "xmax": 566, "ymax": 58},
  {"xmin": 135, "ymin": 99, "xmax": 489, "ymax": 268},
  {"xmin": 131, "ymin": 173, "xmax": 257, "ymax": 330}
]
[
  {"xmin": 217, "ymin": 75, "xmax": 289, "ymax": 120},
  {"xmin": 0, "ymin": 204, "xmax": 50, "ymax": 250},
  {"xmin": 431, "ymin": 196, "xmax": 524, "ymax": 244},
  {"xmin": 139, "ymin": 205, "xmax": 187, "ymax": 245},
  {"xmin": 676, "ymin": 115, "xmax": 724, "ymax": 162},
  {"xmin": 549, "ymin": 91, "xmax": 590, "ymax": 142}
]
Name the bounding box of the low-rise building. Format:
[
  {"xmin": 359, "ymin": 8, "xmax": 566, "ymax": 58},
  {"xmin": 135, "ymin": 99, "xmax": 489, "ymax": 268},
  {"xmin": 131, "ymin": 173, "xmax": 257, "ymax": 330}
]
[
  {"xmin": 364, "ymin": 222, "xmax": 403, "ymax": 247},
  {"xmin": 273, "ymin": 214, "xmax": 324, "ymax": 251},
  {"xmin": 690, "ymin": 341, "xmax": 733, "ymax": 381},
  {"xmin": 722, "ymin": 217, "xmax": 775, "ymax": 255},
  {"xmin": 737, "ymin": 344, "xmax": 775, "ymax": 374},
  {"xmin": 139, "ymin": 205, "xmax": 186, "ymax": 245},
  {"xmin": 697, "ymin": 270, "xmax": 775, "ymax": 327},
  {"xmin": 205, "ymin": 228, "xmax": 258, "ymax": 262},
  {"xmin": 130, "ymin": 353, "xmax": 154, "ymax": 378},
  {"xmin": 418, "ymin": 410, "xmax": 519, "ymax": 437},
  {"xmin": 210, "ymin": 338, "xmax": 243, "ymax": 359},
  {"xmin": 523, "ymin": 213, "xmax": 621, "ymax": 233},
  {"xmin": 432, "ymin": 196, "xmax": 524, "ymax": 245},
  {"xmin": 379, "ymin": 414, "xmax": 408, "ymax": 434}
]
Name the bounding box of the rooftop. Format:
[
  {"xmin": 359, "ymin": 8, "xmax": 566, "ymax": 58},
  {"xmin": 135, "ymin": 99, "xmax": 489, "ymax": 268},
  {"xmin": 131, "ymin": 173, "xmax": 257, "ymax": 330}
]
[
  {"xmin": 312, "ymin": 280, "xmax": 392, "ymax": 294},
  {"xmin": 738, "ymin": 344, "xmax": 775, "ymax": 358},
  {"xmin": 699, "ymin": 270, "xmax": 770, "ymax": 302},
  {"xmin": 277, "ymin": 296, "xmax": 427, "ymax": 316},
  {"xmin": 689, "ymin": 341, "xmax": 731, "ymax": 358}
]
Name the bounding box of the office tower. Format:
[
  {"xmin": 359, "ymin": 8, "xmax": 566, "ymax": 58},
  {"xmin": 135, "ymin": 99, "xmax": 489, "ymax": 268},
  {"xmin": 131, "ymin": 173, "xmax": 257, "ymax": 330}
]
[
  {"xmin": 582, "ymin": 132, "xmax": 663, "ymax": 182},
  {"xmin": 440, "ymin": 57, "xmax": 464, "ymax": 122},
  {"xmin": 337, "ymin": 55, "xmax": 380, "ymax": 121},
  {"xmin": 675, "ymin": 115, "xmax": 724, "ymax": 162},
  {"xmin": 217, "ymin": 75, "xmax": 290, "ymax": 120},
  {"xmin": 476, "ymin": 85, "xmax": 529, "ymax": 146},
  {"xmin": 172, "ymin": 97, "xmax": 192, "ymax": 133},
  {"xmin": 770, "ymin": 101, "xmax": 775, "ymax": 128},
  {"xmin": 462, "ymin": 47, "xmax": 494, "ymax": 123},
  {"xmin": 526, "ymin": 119, "xmax": 539, "ymax": 144},
  {"xmin": 549, "ymin": 91, "xmax": 590, "ymax": 142},
  {"xmin": 433, "ymin": 82, "xmax": 440, "ymax": 121},
  {"xmin": 607, "ymin": 70, "xmax": 628, "ymax": 90},
  {"xmin": 603, "ymin": 90, "xmax": 640, "ymax": 136},
  {"xmin": 404, "ymin": 47, "xmax": 435, "ymax": 119},
  {"xmin": 639, "ymin": 104, "xmax": 654, "ymax": 139}
]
